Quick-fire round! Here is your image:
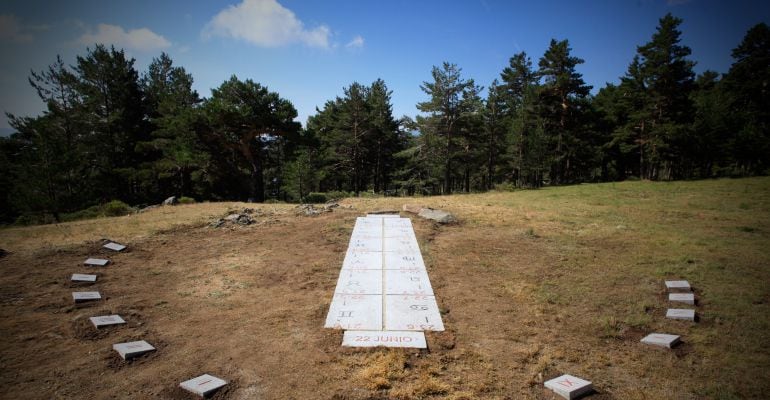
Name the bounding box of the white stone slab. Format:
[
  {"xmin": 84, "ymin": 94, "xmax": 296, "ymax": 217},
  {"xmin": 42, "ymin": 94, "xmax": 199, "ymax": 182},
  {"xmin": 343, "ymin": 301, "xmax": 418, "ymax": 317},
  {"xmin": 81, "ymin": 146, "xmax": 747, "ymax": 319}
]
[
  {"xmin": 342, "ymin": 251, "xmax": 382, "ymax": 270},
  {"xmin": 384, "ymin": 295, "xmax": 444, "ymax": 331},
  {"xmin": 385, "ymin": 269, "xmax": 434, "ymax": 296},
  {"xmin": 384, "ymin": 218, "xmax": 412, "ymax": 229},
  {"xmin": 641, "ymin": 333, "xmax": 681, "ymax": 348},
  {"xmin": 103, "ymin": 242, "xmax": 126, "ymax": 252},
  {"xmin": 366, "ymin": 214, "xmax": 400, "ymax": 218},
  {"xmin": 544, "ymin": 374, "xmax": 593, "ymax": 400},
  {"xmin": 325, "ymin": 294, "xmax": 382, "ymax": 330},
  {"xmin": 90, "ymin": 315, "xmax": 126, "ymax": 328},
  {"xmin": 384, "ymin": 252, "xmax": 426, "ymax": 270},
  {"xmin": 665, "ymin": 280, "xmax": 691, "ymax": 292},
  {"xmin": 113, "ymin": 340, "xmax": 155, "ymax": 360},
  {"xmin": 84, "ymin": 258, "xmax": 109, "ymax": 266},
  {"xmin": 343, "ymin": 330, "xmax": 427, "ymax": 348},
  {"xmin": 348, "ymin": 237, "xmax": 383, "ymax": 252},
  {"xmin": 383, "ymin": 237, "xmax": 419, "ymax": 253},
  {"xmin": 72, "ymin": 291, "xmax": 101, "ymax": 303},
  {"xmin": 383, "ymin": 230, "xmax": 418, "ymax": 242},
  {"xmin": 666, "ymin": 308, "xmax": 696, "ymax": 321},
  {"xmin": 356, "ymin": 217, "xmax": 382, "ymax": 227},
  {"xmin": 180, "ymin": 374, "xmax": 227, "ymax": 398},
  {"xmin": 669, "ymin": 293, "xmax": 695, "ymax": 305},
  {"xmin": 71, "ymin": 273, "xmax": 97, "ymax": 282},
  {"xmin": 334, "ymin": 269, "xmax": 382, "ymax": 295}
]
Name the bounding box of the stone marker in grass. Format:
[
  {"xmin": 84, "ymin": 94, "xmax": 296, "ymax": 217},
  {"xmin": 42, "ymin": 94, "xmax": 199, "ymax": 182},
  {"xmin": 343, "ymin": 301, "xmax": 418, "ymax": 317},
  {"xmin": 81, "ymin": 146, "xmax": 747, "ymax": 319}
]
[
  {"xmin": 669, "ymin": 292, "xmax": 695, "ymax": 305},
  {"xmin": 544, "ymin": 374, "xmax": 593, "ymax": 399},
  {"xmin": 71, "ymin": 274, "xmax": 97, "ymax": 282},
  {"xmin": 90, "ymin": 315, "xmax": 126, "ymax": 328},
  {"xmin": 72, "ymin": 291, "xmax": 101, "ymax": 303},
  {"xmin": 180, "ymin": 374, "xmax": 227, "ymax": 397},
  {"xmin": 84, "ymin": 258, "xmax": 109, "ymax": 267},
  {"xmin": 666, "ymin": 308, "xmax": 696, "ymax": 321},
  {"xmin": 641, "ymin": 333, "xmax": 681, "ymax": 348},
  {"xmin": 665, "ymin": 280, "xmax": 691, "ymax": 292},
  {"xmin": 113, "ymin": 340, "xmax": 155, "ymax": 360},
  {"xmin": 103, "ymin": 242, "xmax": 126, "ymax": 252}
]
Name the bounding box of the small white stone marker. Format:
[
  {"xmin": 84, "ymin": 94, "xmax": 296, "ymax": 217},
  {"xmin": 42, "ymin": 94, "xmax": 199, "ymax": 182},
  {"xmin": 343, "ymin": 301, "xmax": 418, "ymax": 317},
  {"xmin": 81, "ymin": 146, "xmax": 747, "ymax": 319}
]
[
  {"xmin": 90, "ymin": 315, "xmax": 126, "ymax": 328},
  {"xmin": 84, "ymin": 258, "xmax": 109, "ymax": 266},
  {"xmin": 669, "ymin": 292, "xmax": 695, "ymax": 305},
  {"xmin": 544, "ymin": 374, "xmax": 593, "ymax": 400},
  {"xmin": 71, "ymin": 273, "xmax": 97, "ymax": 282},
  {"xmin": 666, "ymin": 308, "xmax": 696, "ymax": 321},
  {"xmin": 113, "ymin": 340, "xmax": 155, "ymax": 360},
  {"xmin": 72, "ymin": 291, "xmax": 101, "ymax": 303},
  {"xmin": 342, "ymin": 330, "xmax": 427, "ymax": 348},
  {"xmin": 641, "ymin": 333, "xmax": 681, "ymax": 348},
  {"xmin": 103, "ymin": 242, "xmax": 126, "ymax": 252},
  {"xmin": 665, "ymin": 280, "xmax": 691, "ymax": 292},
  {"xmin": 180, "ymin": 374, "xmax": 227, "ymax": 398}
]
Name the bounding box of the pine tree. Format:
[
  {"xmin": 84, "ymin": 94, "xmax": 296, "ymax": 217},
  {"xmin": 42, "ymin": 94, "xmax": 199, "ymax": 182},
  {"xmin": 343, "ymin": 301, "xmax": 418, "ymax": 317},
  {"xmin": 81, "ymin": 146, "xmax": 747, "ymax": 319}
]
[
  {"xmin": 537, "ymin": 39, "xmax": 592, "ymax": 184},
  {"xmin": 723, "ymin": 23, "xmax": 770, "ymax": 174},
  {"xmin": 416, "ymin": 62, "xmax": 479, "ymax": 194},
  {"xmin": 635, "ymin": 13, "xmax": 695, "ymax": 179}
]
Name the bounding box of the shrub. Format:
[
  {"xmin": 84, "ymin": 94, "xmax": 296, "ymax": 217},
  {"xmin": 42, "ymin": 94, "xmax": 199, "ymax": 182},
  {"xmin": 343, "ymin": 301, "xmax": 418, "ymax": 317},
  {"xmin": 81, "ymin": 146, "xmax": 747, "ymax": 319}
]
[
  {"xmin": 102, "ymin": 200, "xmax": 133, "ymax": 217},
  {"xmin": 304, "ymin": 192, "xmax": 328, "ymax": 203},
  {"xmin": 326, "ymin": 190, "xmax": 352, "ymax": 200},
  {"xmin": 493, "ymin": 182, "xmax": 516, "ymax": 192},
  {"xmin": 178, "ymin": 196, "xmax": 196, "ymax": 204}
]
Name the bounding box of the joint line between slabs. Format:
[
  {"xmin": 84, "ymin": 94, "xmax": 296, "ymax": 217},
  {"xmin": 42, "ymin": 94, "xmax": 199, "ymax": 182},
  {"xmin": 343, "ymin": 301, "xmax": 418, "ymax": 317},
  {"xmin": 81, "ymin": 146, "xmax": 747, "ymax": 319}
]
[{"xmin": 381, "ymin": 218, "xmax": 386, "ymax": 331}]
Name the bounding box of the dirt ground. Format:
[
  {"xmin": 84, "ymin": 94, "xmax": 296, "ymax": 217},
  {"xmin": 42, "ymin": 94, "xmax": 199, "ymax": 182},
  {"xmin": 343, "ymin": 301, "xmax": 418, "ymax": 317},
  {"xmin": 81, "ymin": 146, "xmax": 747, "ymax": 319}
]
[{"xmin": 1, "ymin": 178, "xmax": 768, "ymax": 399}]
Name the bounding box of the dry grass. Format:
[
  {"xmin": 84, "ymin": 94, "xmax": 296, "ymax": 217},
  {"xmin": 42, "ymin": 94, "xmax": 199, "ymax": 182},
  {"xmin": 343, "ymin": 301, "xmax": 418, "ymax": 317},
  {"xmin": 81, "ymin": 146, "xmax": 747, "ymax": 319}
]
[
  {"xmin": 1, "ymin": 177, "xmax": 768, "ymax": 399},
  {"xmin": 0, "ymin": 202, "xmax": 295, "ymax": 252}
]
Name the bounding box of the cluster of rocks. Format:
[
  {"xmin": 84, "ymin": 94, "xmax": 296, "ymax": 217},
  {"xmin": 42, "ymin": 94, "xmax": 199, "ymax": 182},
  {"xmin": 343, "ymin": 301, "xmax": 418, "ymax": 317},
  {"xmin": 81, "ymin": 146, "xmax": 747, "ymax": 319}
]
[
  {"xmin": 210, "ymin": 208, "xmax": 262, "ymax": 228},
  {"xmin": 296, "ymin": 202, "xmax": 338, "ymax": 216}
]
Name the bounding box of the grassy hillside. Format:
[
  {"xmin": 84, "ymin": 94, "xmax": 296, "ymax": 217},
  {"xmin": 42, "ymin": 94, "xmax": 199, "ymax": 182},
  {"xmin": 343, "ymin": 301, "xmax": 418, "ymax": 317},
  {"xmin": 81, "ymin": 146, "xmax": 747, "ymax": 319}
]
[{"xmin": 1, "ymin": 177, "xmax": 768, "ymax": 399}]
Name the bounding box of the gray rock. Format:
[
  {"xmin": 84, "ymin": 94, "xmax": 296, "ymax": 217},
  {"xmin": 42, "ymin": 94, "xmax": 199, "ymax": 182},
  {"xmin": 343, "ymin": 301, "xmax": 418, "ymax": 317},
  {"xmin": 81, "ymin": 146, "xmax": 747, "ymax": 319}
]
[
  {"xmin": 417, "ymin": 208, "xmax": 456, "ymax": 224},
  {"xmin": 163, "ymin": 196, "xmax": 177, "ymax": 206}
]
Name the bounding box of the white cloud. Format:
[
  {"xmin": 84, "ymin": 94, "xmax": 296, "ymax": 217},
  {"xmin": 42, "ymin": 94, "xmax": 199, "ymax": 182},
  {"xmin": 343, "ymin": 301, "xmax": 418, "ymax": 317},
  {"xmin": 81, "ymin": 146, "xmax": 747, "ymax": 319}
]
[
  {"xmin": 203, "ymin": 0, "xmax": 331, "ymax": 48},
  {"xmin": 78, "ymin": 24, "xmax": 171, "ymax": 52},
  {"xmin": 0, "ymin": 14, "xmax": 34, "ymax": 43},
  {"xmin": 345, "ymin": 35, "xmax": 364, "ymax": 49}
]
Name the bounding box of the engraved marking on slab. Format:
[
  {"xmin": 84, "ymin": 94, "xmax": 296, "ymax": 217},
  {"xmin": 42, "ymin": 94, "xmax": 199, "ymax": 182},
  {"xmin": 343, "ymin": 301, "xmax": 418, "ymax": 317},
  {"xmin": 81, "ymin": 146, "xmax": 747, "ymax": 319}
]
[
  {"xmin": 103, "ymin": 242, "xmax": 126, "ymax": 252},
  {"xmin": 72, "ymin": 291, "xmax": 101, "ymax": 303},
  {"xmin": 384, "ymin": 295, "xmax": 444, "ymax": 331},
  {"xmin": 666, "ymin": 308, "xmax": 696, "ymax": 321},
  {"xmin": 348, "ymin": 237, "xmax": 383, "ymax": 252},
  {"xmin": 90, "ymin": 315, "xmax": 126, "ymax": 328},
  {"xmin": 665, "ymin": 280, "xmax": 691, "ymax": 292},
  {"xmin": 669, "ymin": 293, "xmax": 695, "ymax": 305},
  {"xmin": 640, "ymin": 333, "xmax": 681, "ymax": 348},
  {"xmin": 342, "ymin": 330, "xmax": 427, "ymax": 348},
  {"xmin": 334, "ymin": 269, "xmax": 382, "ymax": 295},
  {"xmin": 84, "ymin": 258, "xmax": 109, "ymax": 266},
  {"xmin": 112, "ymin": 340, "xmax": 155, "ymax": 360},
  {"xmin": 384, "ymin": 252, "xmax": 426, "ymax": 270},
  {"xmin": 544, "ymin": 374, "xmax": 593, "ymax": 400},
  {"xmin": 342, "ymin": 251, "xmax": 382, "ymax": 270},
  {"xmin": 179, "ymin": 374, "xmax": 227, "ymax": 397},
  {"xmin": 384, "ymin": 269, "xmax": 434, "ymax": 296},
  {"xmin": 325, "ymin": 294, "xmax": 382, "ymax": 330},
  {"xmin": 71, "ymin": 274, "xmax": 97, "ymax": 282}
]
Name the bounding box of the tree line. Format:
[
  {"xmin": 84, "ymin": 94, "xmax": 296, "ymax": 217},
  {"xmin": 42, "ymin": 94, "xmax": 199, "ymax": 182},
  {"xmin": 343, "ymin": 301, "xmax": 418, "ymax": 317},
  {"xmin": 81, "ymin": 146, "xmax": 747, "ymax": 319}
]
[{"xmin": 1, "ymin": 14, "xmax": 768, "ymax": 223}]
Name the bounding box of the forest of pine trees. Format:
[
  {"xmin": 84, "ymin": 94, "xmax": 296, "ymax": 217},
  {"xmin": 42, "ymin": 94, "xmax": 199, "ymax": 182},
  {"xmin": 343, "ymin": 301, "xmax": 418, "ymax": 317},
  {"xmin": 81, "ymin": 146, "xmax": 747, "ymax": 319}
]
[{"xmin": 1, "ymin": 15, "xmax": 768, "ymax": 224}]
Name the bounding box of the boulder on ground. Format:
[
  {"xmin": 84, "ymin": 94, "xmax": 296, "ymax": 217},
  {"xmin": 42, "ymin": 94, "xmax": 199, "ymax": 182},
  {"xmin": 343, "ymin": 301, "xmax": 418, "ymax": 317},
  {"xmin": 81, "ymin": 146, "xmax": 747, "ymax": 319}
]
[
  {"xmin": 418, "ymin": 208, "xmax": 456, "ymax": 224},
  {"xmin": 402, "ymin": 204, "xmax": 423, "ymax": 214},
  {"xmin": 163, "ymin": 196, "xmax": 178, "ymax": 206}
]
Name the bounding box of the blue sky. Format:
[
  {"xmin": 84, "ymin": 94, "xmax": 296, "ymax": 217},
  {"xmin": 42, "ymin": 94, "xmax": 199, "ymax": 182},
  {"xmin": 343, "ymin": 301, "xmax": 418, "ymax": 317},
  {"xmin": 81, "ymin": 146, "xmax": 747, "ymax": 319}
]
[{"xmin": 1, "ymin": 0, "xmax": 768, "ymax": 134}]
